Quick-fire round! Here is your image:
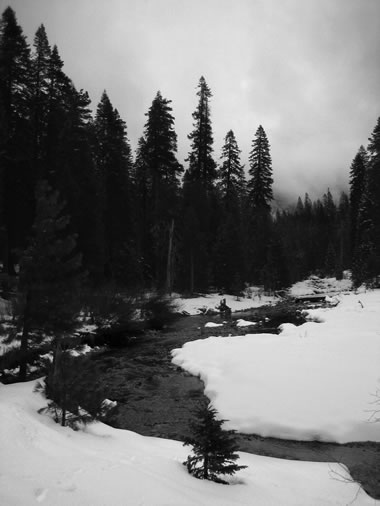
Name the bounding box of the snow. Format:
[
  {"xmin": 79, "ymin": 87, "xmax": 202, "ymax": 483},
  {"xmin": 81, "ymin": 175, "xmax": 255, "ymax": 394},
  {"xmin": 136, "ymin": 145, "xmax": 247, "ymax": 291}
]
[
  {"xmin": 174, "ymin": 291, "xmax": 277, "ymax": 315},
  {"xmin": 68, "ymin": 344, "xmax": 94, "ymax": 357},
  {"xmin": 205, "ymin": 322, "xmax": 223, "ymax": 328},
  {"xmin": 236, "ymin": 319, "xmax": 257, "ymax": 327},
  {"xmin": 175, "ymin": 276, "xmax": 352, "ymax": 315},
  {"xmin": 0, "ymin": 381, "xmax": 376, "ymax": 506},
  {"xmin": 289, "ymin": 274, "xmax": 352, "ymax": 297},
  {"xmin": 172, "ymin": 290, "xmax": 380, "ymax": 443}
]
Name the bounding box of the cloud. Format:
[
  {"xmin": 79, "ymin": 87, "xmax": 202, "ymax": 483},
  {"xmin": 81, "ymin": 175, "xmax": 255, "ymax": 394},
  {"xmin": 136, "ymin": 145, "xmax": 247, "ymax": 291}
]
[{"xmin": 6, "ymin": 0, "xmax": 380, "ymax": 202}]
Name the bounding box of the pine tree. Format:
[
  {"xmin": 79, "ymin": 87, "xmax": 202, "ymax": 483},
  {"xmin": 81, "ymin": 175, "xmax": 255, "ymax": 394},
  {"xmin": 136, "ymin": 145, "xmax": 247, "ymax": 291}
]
[
  {"xmin": 351, "ymin": 186, "xmax": 375, "ymax": 286},
  {"xmin": 180, "ymin": 77, "xmax": 219, "ymax": 291},
  {"xmin": 144, "ymin": 91, "xmax": 183, "ymax": 188},
  {"xmin": 30, "ymin": 24, "xmax": 52, "ymax": 179},
  {"xmin": 336, "ymin": 192, "xmax": 350, "ymax": 278},
  {"xmin": 94, "ymin": 91, "xmax": 136, "ymax": 283},
  {"xmin": 246, "ymin": 125, "xmax": 274, "ymax": 282},
  {"xmin": 16, "ymin": 180, "xmax": 83, "ymax": 380},
  {"xmin": 295, "ymin": 196, "xmax": 304, "ymax": 215},
  {"xmin": 217, "ymin": 130, "xmax": 245, "ymax": 209},
  {"xmin": 134, "ymin": 136, "xmax": 151, "ymax": 282},
  {"xmin": 349, "ymin": 146, "xmax": 368, "ymax": 256},
  {"xmin": 139, "ymin": 91, "xmax": 183, "ymax": 287},
  {"xmin": 214, "ymin": 130, "xmax": 246, "ymax": 290},
  {"xmin": 366, "ymin": 117, "xmax": 380, "ymax": 274},
  {"xmin": 351, "ymin": 118, "xmax": 380, "ymax": 285},
  {"xmin": 183, "ymin": 403, "xmax": 247, "ymax": 484},
  {"xmin": 247, "ymin": 125, "xmax": 273, "ymax": 211},
  {"xmin": 186, "ymin": 76, "xmax": 216, "ymax": 188},
  {"xmin": 39, "ymin": 352, "xmax": 110, "ymax": 428},
  {"xmin": 261, "ymin": 237, "xmax": 289, "ymax": 291},
  {"xmin": 0, "ymin": 7, "xmax": 33, "ymax": 273}
]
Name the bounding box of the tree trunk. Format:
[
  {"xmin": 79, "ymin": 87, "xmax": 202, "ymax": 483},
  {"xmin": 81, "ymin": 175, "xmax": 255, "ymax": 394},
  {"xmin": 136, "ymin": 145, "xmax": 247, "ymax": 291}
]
[
  {"xmin": 52, "ymin": 336, "xmax": 62, "ymax": 379},
  {"xmin": 190, "ymin": 251, "xmax": 194, "ymax": 295},
  {"xmin": 165, "ymin": 219, "xmax": 175, "ymax": 294},
  {"xmin": 61, "ymin": 400, "xmax": 66, "ymax": 427},
  {"xmin": 19, "ymin": 290, "xmax": 31, "ymax": 381},
  {"xmin": 203, "ymin": 453, "xmax": 209, "ymax": 480}
]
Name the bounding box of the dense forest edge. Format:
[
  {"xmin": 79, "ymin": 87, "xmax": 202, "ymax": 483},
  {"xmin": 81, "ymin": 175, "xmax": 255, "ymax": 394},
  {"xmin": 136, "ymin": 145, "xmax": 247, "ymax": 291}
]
[{"xmin": 1, "ymin": 6, "xmax": 380, "ymax": 385}]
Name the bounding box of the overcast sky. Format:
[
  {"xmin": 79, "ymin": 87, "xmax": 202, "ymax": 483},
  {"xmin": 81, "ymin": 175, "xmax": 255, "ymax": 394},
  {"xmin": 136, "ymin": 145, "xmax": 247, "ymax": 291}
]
[{"xmin": 3, "ymin": 0, "xmax": 380, "ymax": 202}]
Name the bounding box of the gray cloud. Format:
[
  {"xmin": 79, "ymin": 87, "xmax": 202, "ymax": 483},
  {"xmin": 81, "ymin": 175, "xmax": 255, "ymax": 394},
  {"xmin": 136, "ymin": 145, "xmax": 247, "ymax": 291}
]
[{"xmin": 6, "ymin": 0, "xmax": 380, "ymax": 202}]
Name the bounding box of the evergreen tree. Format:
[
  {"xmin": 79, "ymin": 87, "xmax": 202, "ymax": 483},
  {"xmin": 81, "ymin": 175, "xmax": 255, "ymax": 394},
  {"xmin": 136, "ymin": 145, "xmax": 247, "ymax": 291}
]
[
  {"xmin": 143, "ymin": 91, "xmax": 183, "ymax": 188},
  {"xmin": 57, "ymin": 86, "xmax": 105, "ymax": 281},
  {"xmin": 366, "ymin": 117, "xmax": 380, "ymax": 274},
  {"xmin": 138, "ymin": 91, "xmax": 183, "ymax": 287},
  {"xmin": 94, "ymin": 91, "xmax": 136, "ymax": 283},
  {"xmin": 217, "ymin": 129, "xmax": 245, "ymax": 209},
  {"xmin": 247, "ymin": 125, "xmax": 273, "ymax": 211},
  {"xmin": 214, "ymin": 212, "xmax": 244, "ymax": 291},
  {"xmin": 351, "ymin": 185, "xmax": 375, "ymax": 286},
  {"xmin": 16, "ymin": 180, "xmax": 83, "ymax": 380},
  {"xmin": 246, "ymin": 125, "xmax": 274, "ymax": 282},
  {"xmin": 186, "ymin": 76, "xmax": 216, "ymax": 188},
  {"xmin": 295, "ymin": 196, "xmax": 304, "ymax": 215},
  {"xmin": 134, "ymin": 136, "xmax": 151, "ymax": 282},
  {"xmin": 39, "ymin": 352, "xmax": 110, "ymax": 428},
  {"xmin": 214, "ymin": 130, "xmax": 246, "ymax": 289},
  {"xmin": 336, "ymin": 192, "xmax": 350, "ymax": 278},
  {"xmin": 349, "ymin": 146, "xmax": 368, "ymax": 256},
  {"xmin": 351, "ymin": 118, "xmax": 380, "ymax": 285},
  {"xmin": 183, "ymin": 403, "xmax": 247, "ymax": 484},
  {"xmin": 179, "ymin": 77, "xmax": 219, "ymax": 291},
  {"xmin": 30, "ymin": 24, "xmax": 52, "ymax": 179},
  {"xmin": 261, "ymin": 237, "xmax": 289, "ymax": 291},
  {"xmin": 0, "ymin": 6, "xmax": 33, "ymax": 273}
]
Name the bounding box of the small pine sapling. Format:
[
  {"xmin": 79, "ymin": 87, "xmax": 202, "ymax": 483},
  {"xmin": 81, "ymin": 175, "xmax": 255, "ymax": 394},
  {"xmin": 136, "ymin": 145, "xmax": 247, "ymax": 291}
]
[
  {"xmin": 36, "ymin": 351, "xmax": 115, "ymax": 429},
  {"xmin": 183, "ymin": 403, "xmax": 247, "ymax": 484}
]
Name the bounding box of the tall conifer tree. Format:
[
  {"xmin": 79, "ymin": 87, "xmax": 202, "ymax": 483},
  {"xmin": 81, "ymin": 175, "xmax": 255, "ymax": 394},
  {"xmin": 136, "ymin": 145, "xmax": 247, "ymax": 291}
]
[
  {"xmin": 180, "ymin": 77, "xmax": 218, "ymax": 291},
  {"xmin": 349, "ymin": 146, "xmax": 368, "ymax": 258},
  {"xmin": 247, "ymin": 125, "xmax": 273, "ymax": 210},
  {"xmin": 186, "ymin": 76, "xmax": 216, "ymax": 187},
  {"xmin": 214, "ymin": 130, "xmax": 246, "ymax": 289},
  {"xmin": 217, "ymin": 129, "xmax": 245, "ymax": 209},
  {"xmin": 139, "ymin": 91, "xmax": 183, "ymax": 287},
  {"xmin": 94, "ymin": 91, "xmax": 136, "ymax": 283},
  {"xmin": 16, "ymin": 180, "xmax": 83, "ymax": 380},
  {"xmin": 0, "ymin": 7, "xmax": 33, "ymax": 273},
  {"xmin": 246, "ymin": 125, "xmax": 274, "ymax": 282},
  {"xmin": 352, "ymin": 117, "xmax": 380, "ymax": 284}
]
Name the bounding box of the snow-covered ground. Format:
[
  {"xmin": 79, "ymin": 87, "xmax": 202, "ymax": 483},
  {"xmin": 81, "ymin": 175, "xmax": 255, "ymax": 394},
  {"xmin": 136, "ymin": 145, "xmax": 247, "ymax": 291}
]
[
  {"xmin": 172, "ymin": 289, "xmax": 380, "ymax": 443},
  {"xmin": 174, "ymin": 290, "xmax": 278, "ymax": 316},
  {"xmin": 174, "ymin": 275, "xmax": 353, "ymax": 316},
  {"xmin": 289, "ymin": 274, "xmax": 352, "ymax": 297},
  {"xmin": 0, "ymin": 380, "xmax": 376, "ymax": 506}
]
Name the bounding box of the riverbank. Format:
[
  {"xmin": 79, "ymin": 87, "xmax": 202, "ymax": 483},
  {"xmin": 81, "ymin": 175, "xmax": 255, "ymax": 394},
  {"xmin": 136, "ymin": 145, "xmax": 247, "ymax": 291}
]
[{"xmin": 96, "ymin": 305, "xmax": 380, "ymax": 500}]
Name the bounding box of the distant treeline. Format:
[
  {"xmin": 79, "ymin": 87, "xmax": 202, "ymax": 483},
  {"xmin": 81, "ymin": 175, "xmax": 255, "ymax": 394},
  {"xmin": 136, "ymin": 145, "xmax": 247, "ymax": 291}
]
[{"xmin": 1, "ymin": 7, "xmax": 379, "ymax": 293}]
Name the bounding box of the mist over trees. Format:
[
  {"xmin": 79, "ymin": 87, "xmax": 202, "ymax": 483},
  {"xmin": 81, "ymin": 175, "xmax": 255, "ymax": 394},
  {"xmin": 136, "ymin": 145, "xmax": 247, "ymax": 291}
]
[{"xmin": 1, "ymin": 7, "xmax": 379, "ymax": 297}]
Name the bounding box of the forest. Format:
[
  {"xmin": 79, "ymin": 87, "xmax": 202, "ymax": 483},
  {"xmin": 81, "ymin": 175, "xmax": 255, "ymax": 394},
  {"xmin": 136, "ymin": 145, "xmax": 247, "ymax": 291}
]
[{"xmin": 1, "ymin": 5, "xmax": 380, "ymax": 302}]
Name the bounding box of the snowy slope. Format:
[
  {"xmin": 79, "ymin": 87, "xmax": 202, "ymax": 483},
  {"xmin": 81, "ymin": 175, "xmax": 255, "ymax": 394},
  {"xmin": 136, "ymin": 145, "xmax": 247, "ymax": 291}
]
[
  {"xmin": 0, "ymin": 381, "xmax": 376, "ymax": 506},
  {"xmin": 172, "ymin": 290, "xmax": 380, "ymax": 443}
]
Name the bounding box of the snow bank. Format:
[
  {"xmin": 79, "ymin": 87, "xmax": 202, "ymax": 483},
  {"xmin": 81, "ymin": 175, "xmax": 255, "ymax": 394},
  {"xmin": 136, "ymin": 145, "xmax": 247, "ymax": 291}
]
[
  {"xmin": 236, "ymin": 319, "xmax": 257, "ymax": 327},
  {"xmin": 172, "ymin": 290, "xmax": 380, "ymax": 443},
  {"xmin": 290, "ymin": 275, "xmax": 352, "ymax": 297},
  {"xmin": 0, "ymin": 381, "xmax": 375, "ymax": 506},
  {"xmin": 174, "ymin": 292, "xmax": 277, "ymax": 316}
]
